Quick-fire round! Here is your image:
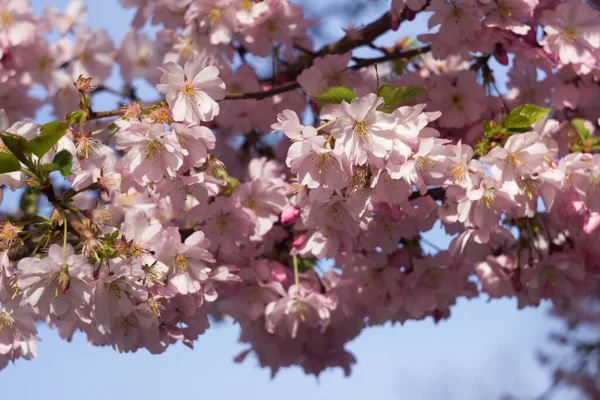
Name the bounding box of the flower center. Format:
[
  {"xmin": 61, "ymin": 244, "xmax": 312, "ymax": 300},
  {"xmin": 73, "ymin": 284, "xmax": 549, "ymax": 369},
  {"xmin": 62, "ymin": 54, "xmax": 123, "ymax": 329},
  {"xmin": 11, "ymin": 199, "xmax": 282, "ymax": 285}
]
[
  {"xmin": 289, "ymin": 299, "xmax": 307, "ymax": 322},
  {"xmin": 354, "ymin": 120, "xmax": 369, "ymax": 136},
  {"xmin": 213, "ymin": 213, "xmax": 231, "ymax": 235},
  {"xmin": 144, "ymin": 139, "xmax": 162, "ymax": 160},
  {"xmin": 507, "ymin": 152, "xmax": 525, "ymax": 168},
  {"xmin": 479, "ymin": 187, "xmax": 496, "ymax": 209},
  {"xmin": 0, "ymin": 12, "xmax": 13, "ymax": 26},
  {"xmin": 173, "ymin": 253, "xmax": 189, "ymax": 273},
  {"xmin": 314, "ymin": 153, "xmax": 334, "ymax": 174},
  {"xmin": 0, "ymin": 308, "xmax": 15, "ymax": 331},
  {"xmin": 0, "ymin": 222, "xmax": 20, "ymax": 250},
  {"xmin": 562, "ymin": 26, "xmax": 577, "ymax": 42},
  {"xmin": 207, "ymin": 8, "xmax": 222, "ymax": 26},
  {"xmin": 416, "ymin": 156, "xmax": 436, "ymax": 170},
  {"xmin": 181, "ymin": 82, "xmax": 196, "ymax": 97},
  {"xmin": 118, "ymin": 314, "xmax": 138, "ymax": 336},
  {"xmin": 450, "ymin": 93, "xmax": 463, "ymax": 108},
  {"xmin": 448, "ymin": 163, "xmax": 466, "ymax": 183},
  {"xmin": 107, "ymin": 280, "xmax": 123, "ymax": 299},
  {"xmin": 240, "ymin": 0, "xmax": 253, "ymax": 11}
]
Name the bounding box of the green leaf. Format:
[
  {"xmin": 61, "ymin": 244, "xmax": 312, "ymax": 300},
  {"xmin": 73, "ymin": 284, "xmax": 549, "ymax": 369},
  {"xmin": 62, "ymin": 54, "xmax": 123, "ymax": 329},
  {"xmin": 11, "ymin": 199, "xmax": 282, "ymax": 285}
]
[
  {"xmin": 66, "ymin": 110, "xmax": 87, "ymax": 125},
  {"xmin": 0, "ymin": 131, "xmax": 31, "ymax": 165},
  {"xmin": 52, "ymin": 150, "xmax": 73, "ymax": 177},
  {"xmin": 296, "ymin": 257, "xmax": 314, "ymax": 272},
  {"xmin": 571, "ymin": 119, "xmax": 591, "ymax": 142},
  {"xmin": 502, "ymin": 104, "xmax": 551, "ymax": 129},
  {"xmin": 483, "ymin": 121, "xmax": 493, "ymax": 137},
  {"xmin": 0, "ymin": 152, "xmax": 22, "ymax": 173},
  {"xmin": 312, "ymin": 86, "xmax": 357, "ymax": 104},
  {"xmin": 506, "ymin": 127, "xmax": 531, "ymax": 134},
  {"xmin": 39, "ymin": 163, "xmax": 61, "ymax": 173},
  {"xmin": 377, "ymin": 84, "xmax": 428, "ymax": 107},
  {"xmin": 20, "ymin": 188, "xmax": 39, "ymax": 216},
  {"xmin": 28, "ymin": 121, "xmax": 69, "ymax": 158}
]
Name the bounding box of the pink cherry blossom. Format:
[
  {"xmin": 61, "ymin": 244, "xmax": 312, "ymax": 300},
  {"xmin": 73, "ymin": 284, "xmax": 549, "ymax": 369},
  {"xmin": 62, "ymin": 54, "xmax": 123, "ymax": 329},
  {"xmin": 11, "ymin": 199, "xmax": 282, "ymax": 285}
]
[{"xmin": 157, "ymin": 52, "xmax": 226, "ymax": 123}]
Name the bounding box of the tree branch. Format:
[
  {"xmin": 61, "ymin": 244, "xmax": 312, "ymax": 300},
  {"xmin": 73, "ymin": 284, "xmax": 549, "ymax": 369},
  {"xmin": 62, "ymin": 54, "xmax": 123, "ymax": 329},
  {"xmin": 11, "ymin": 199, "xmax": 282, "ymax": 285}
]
[{"xmin": 223, "ymin": 46, "xmax": 430, "ymax": 101}]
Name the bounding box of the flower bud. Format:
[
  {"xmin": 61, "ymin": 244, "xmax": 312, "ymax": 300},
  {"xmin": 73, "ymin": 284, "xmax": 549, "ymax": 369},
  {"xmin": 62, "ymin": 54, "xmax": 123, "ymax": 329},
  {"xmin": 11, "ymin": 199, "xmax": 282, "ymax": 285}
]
[
  {"xmin": 494, "ymin": 43, "xmax": 509, "ymax": 66},
  {"xmin": 293, "ymin": 234, "xmax": 307, "ymax": 249},
  {"xmin": 281, "ymin": 206, "xmax": 300, "ymax": 225},
  {"xmin": 58, "ymin": 269, "xmax": 70, "ymax": 294},
  {"xmin": 511, "ymin": 273, "xmax": 523, "ymax": 293}
]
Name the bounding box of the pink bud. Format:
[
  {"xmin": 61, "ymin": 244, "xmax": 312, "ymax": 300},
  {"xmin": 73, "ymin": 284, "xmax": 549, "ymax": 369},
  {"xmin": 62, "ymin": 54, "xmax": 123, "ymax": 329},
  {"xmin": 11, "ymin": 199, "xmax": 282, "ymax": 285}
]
[
  {"xmin": 281, "ymin": 206, "xmax": 300, "ymax": 225},
  {"xmin": 404, "ymin": 8, "xmax": 416, "ymax": 22},
  {"xmin": 58, "ymin": 270, "xmax": 70, "ymax": 294},
  {"xmin": 522, "ymin": 28, "xmax": 537, "ymax": 47},
  {"xmin": 511, "ymin": 274, "xmax": 523, "ymax": 293},
  {"xmin": 494, "ymin": 45, "xmax": 509, "ymax": 66},
  {"xmin": 293, "ymin": 234, "xmax": 308, "ymax": 249}
]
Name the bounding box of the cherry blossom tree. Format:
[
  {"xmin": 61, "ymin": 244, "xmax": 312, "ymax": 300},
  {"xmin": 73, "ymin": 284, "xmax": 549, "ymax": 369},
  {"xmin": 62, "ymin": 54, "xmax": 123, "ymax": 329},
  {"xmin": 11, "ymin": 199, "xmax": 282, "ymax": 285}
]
[{"xmin": 0, "ymin": 0, "xmax": 599, "ymax": 393}]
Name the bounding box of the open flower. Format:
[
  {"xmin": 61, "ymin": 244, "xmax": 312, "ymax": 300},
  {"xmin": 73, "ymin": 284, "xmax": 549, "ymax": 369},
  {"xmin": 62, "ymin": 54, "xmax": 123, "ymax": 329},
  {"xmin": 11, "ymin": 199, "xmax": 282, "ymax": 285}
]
[{"xmin": 157, "ymin": 52, "xmax": 226, "ymax": 123}]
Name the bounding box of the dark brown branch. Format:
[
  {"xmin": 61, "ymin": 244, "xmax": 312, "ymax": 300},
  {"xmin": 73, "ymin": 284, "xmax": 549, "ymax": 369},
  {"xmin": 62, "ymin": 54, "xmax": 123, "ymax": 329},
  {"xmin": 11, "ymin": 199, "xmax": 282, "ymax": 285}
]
[
  {"xmin": 86, "ymin": 10, "xmax": 429, "ymax": 116},
  {"xmin": 409, "ymin": 187, "xmax": 446, "ymax": 202},
  {"xmin": 222, "ymin": 46, "xmax": 431, "ymax": 101},
  {"xmin": 87, "ymin": 109, "xmax": 127, "ymax": 120},
  {"xmin": 223, "ymin": 81, "xmax": 301, "ymax": 101},
  {"xmin": 284, "ymin": 11, "xmax": 393, "ymax": 80},
  {"xmin": 351, "ymin": 45, "xmax": 431, "ymax": 70}
]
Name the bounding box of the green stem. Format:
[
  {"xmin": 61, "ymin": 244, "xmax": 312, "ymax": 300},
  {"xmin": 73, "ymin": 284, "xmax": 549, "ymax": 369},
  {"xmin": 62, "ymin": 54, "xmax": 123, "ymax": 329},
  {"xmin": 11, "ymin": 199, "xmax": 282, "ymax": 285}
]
[
  {"xmin": 62, "ymin": 217, "xmax": 68, "ymax": 271},
  {"xmin": 316, "ymin": 119, "xmax": 339, "ymax": 132},
  {"xmin": 293, "ymin": 255, "xmax": 300, "ymax": 291}
]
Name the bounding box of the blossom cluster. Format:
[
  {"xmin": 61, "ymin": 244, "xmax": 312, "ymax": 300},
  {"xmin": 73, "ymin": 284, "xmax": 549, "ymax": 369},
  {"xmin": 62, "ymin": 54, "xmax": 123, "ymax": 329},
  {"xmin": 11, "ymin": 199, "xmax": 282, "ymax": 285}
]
[{"xmin": 0, "ymin": 0, "xmax": 599, "ymax": 382}]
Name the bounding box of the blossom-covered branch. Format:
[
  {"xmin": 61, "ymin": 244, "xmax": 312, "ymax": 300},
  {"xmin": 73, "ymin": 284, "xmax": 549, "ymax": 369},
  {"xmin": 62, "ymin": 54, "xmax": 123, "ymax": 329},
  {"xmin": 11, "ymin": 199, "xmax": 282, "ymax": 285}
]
[{"xmin": 0, "ymin": 0, "xmax": 600, "ymax": 392}]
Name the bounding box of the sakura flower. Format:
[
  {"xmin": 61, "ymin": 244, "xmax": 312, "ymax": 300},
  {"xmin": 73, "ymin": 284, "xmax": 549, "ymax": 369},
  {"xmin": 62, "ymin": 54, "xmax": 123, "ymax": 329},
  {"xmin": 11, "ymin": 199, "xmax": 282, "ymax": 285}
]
[
  {"xmin": 0, "ymin": 0, "xmax": 37, "ymax": 46},
  {"xmin": 116, "ymin": 121, "xmax": 185, "ymax": 183},
  {"xmin": 236, "ymin": 0, "xmax": 269, "ymax": 24},
  {"xmin": 453, "ymin": 176, "xmax": 514, "ymax": 230},
  {"xmin": 0, "ymin": 294, "xmax": 38, "ymax": 357},
  {"xmin": 425, "ymin": 0, "xmax": 482, "ymax": 47},
  {"xmin": 117, "ymin": 30, "xmax": 165, "ymax": 85},
  {"xmin": 192, "ymin": 197, "xmax": 256, "ymax": 253},
  {"xmin": 157, "ymin": 53, "xmax": 226, "ymax": 123},
  {"xmin": 234, "ymin": 178, "xmax": 288, "ymax": 236},
  {"xmin": 265, "ymin": 284, "xmax": 336, "ymax": 339},
  {"xmin": 484, "ymin": 0, "xmax": 536, "ymax": 35},
  {"xmin": 156, "ymin": 228, "xmax": 215, "ymax": 296},
  {"xmin": 271, "ymin": 109, "xmax": 318, "ymax": 141},
  {"xmin": 297, "ymin": 53, "xmax": 353, "ymax": 97},
  {"xmin": 286, "ymin": 135, "xmax": 346, "ymax": 195},
  {"xmin": 185, "ymin": 0, "xmax": 238, "ymax": 45},
  {"xmin": 16, "ymin": 245, "xmax": 92, "ymax": 319},
  {"xmin": 89, "ymin": 259, "xmax": 147, "ymax": 327},
  {"xmin": 444, "ymin": 141, "xmax": 485, "ymax": 188},
  {"xmin": 44, "ymin": 0, "xmax": 87, "ymax": 35},
  {"xmin": 329, "ymin": 94, "xmax": 397, "ymax": 166},
  {"xmin": 541, "ymin": 0, "xmax": 600, "ymax": 66},
  {"xmin": 520, "ymin": 253, "xmax": 590, "ymax": 304},
  {"xmin": 480, "ymin": 131, "xmax": 549, "ymax": 198},
  {"xmin": 170, "ymin": 122, "xmax": 216, "ymax": 169},
  {"xmin": 428, "ymin": 71, "xmax": 487, "ymax": 128},
  {"xmin": 155, "ymin": 173, "xmax": 220, "ymax": 212},
  {"xmin": 388, "ymin": 137, "xmax": 450, "ymax": 195},
  {"xmin": 70, "ymin": 26, "xmax": 115, "ymax": 83}
]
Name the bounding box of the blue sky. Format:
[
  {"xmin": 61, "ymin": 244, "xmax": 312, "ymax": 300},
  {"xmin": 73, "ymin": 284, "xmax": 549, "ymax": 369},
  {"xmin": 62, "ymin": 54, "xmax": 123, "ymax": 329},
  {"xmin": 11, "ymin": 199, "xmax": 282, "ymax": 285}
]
[{"xmin": 0, "ymin": 1, "xmax": 571, "ymax": 399}]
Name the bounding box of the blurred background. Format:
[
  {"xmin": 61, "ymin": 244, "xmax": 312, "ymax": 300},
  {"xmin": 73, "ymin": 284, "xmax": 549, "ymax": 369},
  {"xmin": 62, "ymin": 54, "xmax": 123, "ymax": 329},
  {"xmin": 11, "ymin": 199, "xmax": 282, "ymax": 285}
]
[{"xmin": 0, "ymin": 0, "xmax": 577, "ymax": 398}]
